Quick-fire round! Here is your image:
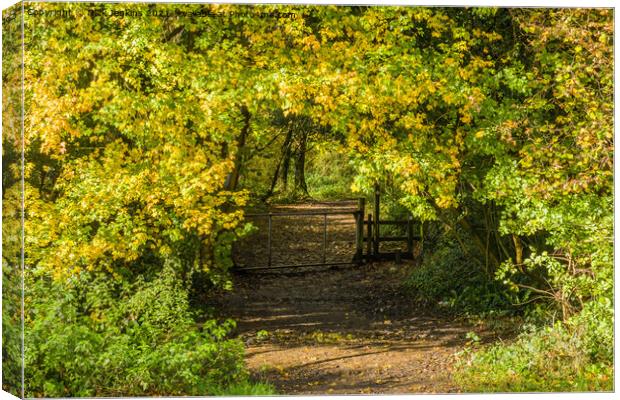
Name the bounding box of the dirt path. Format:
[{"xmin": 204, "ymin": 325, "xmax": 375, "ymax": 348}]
[{"xmin": 217, "ymin": 262, "xmax": 475, "ymax": 394}]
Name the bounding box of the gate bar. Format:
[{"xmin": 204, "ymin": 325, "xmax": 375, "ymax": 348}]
[
  {"xmin": 237, "ymin": 261, "xmax": 355, "ymax": 271},
  {"xmin": 267, "ymin": 213, "xmax": 272, "ymax": 267},
  {"xmin": 322, "ymin": 213, "xmax": 327, "ymax": 264},
  {"xmin": 407, "ymin": 215, "xmax": 414, "ymax": 255}
]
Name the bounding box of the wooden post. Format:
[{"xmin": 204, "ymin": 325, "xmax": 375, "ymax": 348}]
[
  {"xmin": 367, "ymin": 213, "xmax": 372, "ymax": 260},
  {"xmin": 373, "ymin": 183, "xmax": 380, "ymax": 256},
  {"xmin": 419, "ymin": 221, "xmax": 425, "ymax": 259},
  {"xmin": 355, "ymin": 198, "xmax": 365, "ymax": 263},
  {"xmin": 406, "ymin": 215, "xmax": 414, "ymax": 256}
]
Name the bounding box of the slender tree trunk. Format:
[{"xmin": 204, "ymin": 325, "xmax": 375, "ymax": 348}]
[
  {"xmin": 512, "ymin": 234, "xmax": 524, "ymax": 264},
  {"xmin": 225, "ymin": 106, "xmax": 251, "ymax": 191},
  {"xmin": 294, "ymin": 130, "xmax": 309, "ymax": 197},
  {"xmin": 281, "ymin": 153, "xmax": 291, "ymax": 192},
  {"xmin": 266, "ymin": 128, "xmax": 295, "ymax": 198},
  {"xmin": 264, "ymin": 155, "xmax": 283, "ymax": 200}
]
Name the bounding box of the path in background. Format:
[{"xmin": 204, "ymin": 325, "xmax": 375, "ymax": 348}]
[{"xmin": 233, "ymin": 201, "xmax": 361, "ymax": 269}]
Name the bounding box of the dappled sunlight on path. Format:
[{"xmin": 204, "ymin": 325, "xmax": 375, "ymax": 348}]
[{"xmin": 217, "ymin": 262, "xmax": 474, "ymax": 394}]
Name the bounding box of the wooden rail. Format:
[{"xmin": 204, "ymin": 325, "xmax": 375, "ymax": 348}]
[
  {"xmin": 238, "ymin": 261, "xmax": 355, "ymax": 272},
  {"xmin": 364, "ymin": 183, "xmax": 417, "ymax": 261}
]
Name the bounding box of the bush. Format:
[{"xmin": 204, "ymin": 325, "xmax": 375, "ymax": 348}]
[
  {"xmin": 405, "ymin": 237, "xmax": 514, "ymax": 314},
  {"xmin": 454, "ymin": 316, "xmax": 613, "ymax": 392},
  {"xmin": 24, "ymin": 263, "xmax": 264, "ymax": 397},
  {"xmin": 2, "ymin": 259, "xmax": 22, "ymax": 395},
  {"xmin": 2, "ymin": 186, "xmax": 23, "ymax": 395}
]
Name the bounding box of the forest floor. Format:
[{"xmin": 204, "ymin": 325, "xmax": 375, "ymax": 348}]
[{"xmin": 214, "ymin": 202, "xmax": 496, "ymax": 394}]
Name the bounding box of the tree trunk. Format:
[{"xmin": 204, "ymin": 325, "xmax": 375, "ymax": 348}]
[
  {"xmin": 263, "ymin": 128, "xmax": 293, "ymax": 200},
  {"xmin": 225, "ymin": 106, "xmax": 251, "ymax": 191},
  {"xmin": 294, "ymin": 130, "xmax": 309, "ymax": 197},
  {"xmin": 513, "ymin": 234, "xmax": 523, "ymax": 265}
]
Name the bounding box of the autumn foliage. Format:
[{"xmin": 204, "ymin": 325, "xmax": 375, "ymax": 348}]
[{"xmin": 2, "ymin": 3, "xmax": 613, "ymax": 395}]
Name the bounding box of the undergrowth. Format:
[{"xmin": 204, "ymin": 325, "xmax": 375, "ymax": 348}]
[
  {"xmin": 405, "ymin": 237, "xmax": 515, "ymax": 315},
  {"xmin": 24, "ymin": 263, "xmax": 276, "ymax": 397},
  {"xmin": 454, "ymin": 315, "xmax": 613, "ymax": 392},
  {"xmin": 405, "ymin": 221, "xmax": 613, "ymax": 392}
]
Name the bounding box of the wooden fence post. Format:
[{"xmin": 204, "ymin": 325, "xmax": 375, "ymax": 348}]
[
  {"xmin": 373, "ymin": 183, "xmax": 380, "ymax": 256},
  {"xmin": 355, "ymin": 198, "xmax": 365, "ymax": 263},
  {"xmin": 406, "ymin": 215, "xmax": 413, "ymax": 256},
  {"xmin": 367, "ymin": 213, "xmax": 372, "ymax": 260}
]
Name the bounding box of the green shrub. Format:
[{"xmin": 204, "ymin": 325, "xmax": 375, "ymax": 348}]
[
  {"xmin": 567, "ymin": 298, "xmax": 613, "ymax": 366},
  {"xmin": 2, "ymin": 261, "xmax": 22, "ymax": 395},
  {"xmin": 2, "ymin": 186, "xmax": 23, "ymax": 395},
  {"xmin": 24, "ymin": 264, "xmax": 255, "ymax": 397},
  {"xmin": 454, "ymin": 317, "xmax": 613, "ymax": 392},
  {"xmin": 405, "ymin": 238, "xmax": 513, "ymax": 314}
]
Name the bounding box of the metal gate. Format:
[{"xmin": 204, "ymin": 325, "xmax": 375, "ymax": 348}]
[{"xmin": 233, "ymin": 187, "xmax": 420, "ymax": 271}]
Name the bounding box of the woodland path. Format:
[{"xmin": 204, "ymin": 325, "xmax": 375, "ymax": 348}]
[
  {"xmin": 215, "ymin": 203, "xmax": 482, "ymax": 394},
  {"xmin": 219, "ymin": 263, "xmax": 475, "ymax": 394}
]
